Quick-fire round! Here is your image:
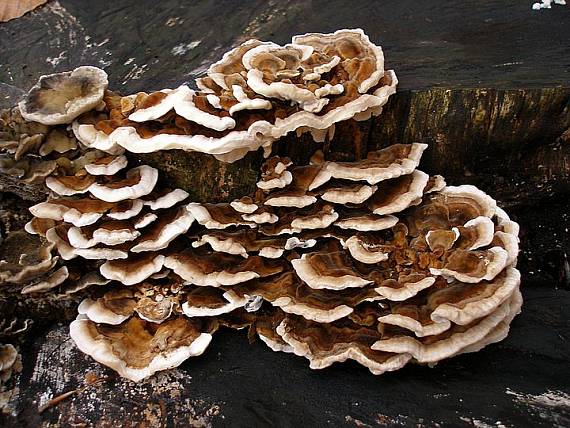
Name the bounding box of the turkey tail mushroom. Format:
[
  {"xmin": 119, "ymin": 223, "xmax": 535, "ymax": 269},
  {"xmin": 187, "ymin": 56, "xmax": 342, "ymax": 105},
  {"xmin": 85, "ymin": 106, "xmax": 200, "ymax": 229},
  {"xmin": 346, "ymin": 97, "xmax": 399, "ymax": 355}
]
[{"xmin": 8, "ymin": 29, "xmax": 522, "ymax": 381}]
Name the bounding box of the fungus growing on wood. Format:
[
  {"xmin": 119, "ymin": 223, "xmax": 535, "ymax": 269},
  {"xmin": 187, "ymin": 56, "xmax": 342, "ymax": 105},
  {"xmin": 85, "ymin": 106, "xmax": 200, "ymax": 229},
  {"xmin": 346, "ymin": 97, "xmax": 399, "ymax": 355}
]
[
  {"xmin": 8, "ymin": 29, "xmax": 523, "ymax": 381},
  {"xmin": 45, "ymin": 165, "xmax": 159, "ymax": 202},
  {"xmin": 377, "ymin": 268, "xmax": 521, "ymax": 337},
  {"xmin": 0, "ymin": 107, "xmax": 93, "ymax": 202},
  {"xmin": 84, "ymin": 155, "xmax": 128, "ymax": 176},
  {"xmin": 55, "ymin": 140, "xmax": 521, "ymax": 377},
  {"xmin": 77, "ymin": 276, "xmax": 184, "ymax": 325},
  {"xmin": 371, "ymin": 290, "xmax": 523, "ymax": 363},
  {"xmin": 0, "ymin": 344, "xmax": 21, "ymax": 383},
  {"xmin": 163, "ymin": 249, "xmax": 285, "ymax": 287},
  {"xmin": 275, "ymin": 314, "xmax": 412, "ymax": 375},
  {"xmin": 292, "ymin": 248, "xmax": 373, "ymax": 290},
  {"xmin": 0, "ymin": 231, "xmax": 57, "ymax": 285},
  {"xmin": 100, "ymin": 253, "xmax": 166, "ymax": 285},
  {"xmin": 223, "ymin": 272, "xmax": 382, "ymax": 323},
  {"xmin": 71, "ymin": 29, "xmax": 397, "ymax": 162},
  {"xmin": 18, "ymin": 137, "xmax": 519, "ymax": 379},
  {"xmin": 19, "ymin": 67, "xmax": 108, "ymax": 125},
  {"xmin": 69, "ymin": 316, "xmax": 216, "ymax": 382},
  {"xmin": 182, "ymin": 286, "xmax": 245, "ymax": 317}
]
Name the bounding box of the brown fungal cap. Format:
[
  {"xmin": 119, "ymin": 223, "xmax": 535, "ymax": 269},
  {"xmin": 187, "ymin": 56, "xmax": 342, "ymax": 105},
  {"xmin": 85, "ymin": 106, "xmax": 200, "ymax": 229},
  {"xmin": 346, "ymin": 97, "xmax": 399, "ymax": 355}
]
[
  {"xmin": 257, "ymin": 157, "xmax": 294, "ymax": 191},
  {"xmin": 67, "ymin": 219, "xmax": 141, "ymax": 249},
  {"xmin": 186, "ymin": 202, "xmax": 255, "ymax": 229},
  {"xmin": 0, "ymin": 344, "xmax": 21, "ymax": 383},
  {"xmin": 224, "ymin": 271, "xmax": 382, "ymax": 323},
  {"xmin": 70, "ymin": 316, "xmax": 214, "ymax": 382},
  {"xmin": 19, "ymin": 66, "xmax": 108, "ymax": 125},
  {"xmin": 39, "ymin": 128, "xmax": 79, "ymax": 157},
  {"xmin": 309, "ymin": 143, "xmax": 427, "ymax": 190},
  {"xmin": 341, "ymin": 234, "xmax": 390, "ymax": 264},
  {"xmin": 372, "ymin": 290, "xmax": 522, "ymax": 363},
  {"xmin": 250, "ymin": 310, "xmax": 294, "ymax": 353},
  {"xmin": 275, "ymin": 314, "xmax": 411, "ymax": 375},
  {"xmin": 182, "ymin": 286, "xmax": 244, "ymax": 317},
  {"xmin": 29, "ymin": 197, "xmax": 116, "ymax": 227},
  {"xmin": 259, "ymin": 203, "xmax": 338, "ymax": 235},
  {"xmin": 320, "ymin": 182, "xmax": 378, "ymax": 205},
  {"xmin": 192, "ymin": 229, "xmax": 317, "ymax": 258},
  {"xmin": 0, "ymin": 155, "xmax": 57, "ymax": 184},
  {"xmin": 130, "ymin": 206, "xmax": 195, "ymax": 253},
  {"xmin": 378, "ymin": 267, "xmax": 521, "ymax": 337},
  {"xmin": 230, "ymin": 196, "xmax": 258, "ymax": 214},
  {"xmin": 291, "ymin": 246, "xmax": 373, "ymax": 290},
  {"xmin": 164, "ymin": 249, "xmax": 285, "ymax": 287},
  {"xmin": 78, "ymin": 289, "xmax": 137, "ymax": 325},
  {"xmin": 367, "ymin": 170, "xmax": 429, "ymax": 215},
  {"xmin": 375, "ymin": 274, "xmax": 437, "ymax": 302},
  {"xmin": 21, "ymin": 266, "xmax": 69, "ymax": 294},
  {"xmin": 89, "ymin": 165, "xmax": 159, "ymax": 202},
  {"xmin": 292, "ymin": 29, "xmax": 385, "ymax": 94},
  {"xmin": 100, "ymin": 253, "xmax": 166, "ymax": 285},
  {"xmin": 84, "ymin": 154, "xmax": 128, "ymax": 176},
  {"xmin": 0, "ymin": 230, "xmax": 56, "ymax": 285},
  {"xmin": 335, "ymin": 212, "xmax": 398, "ymax": 232},
  {"xmin": 429, "ymin": 247, "xmax": 509, "ymax": 283}
]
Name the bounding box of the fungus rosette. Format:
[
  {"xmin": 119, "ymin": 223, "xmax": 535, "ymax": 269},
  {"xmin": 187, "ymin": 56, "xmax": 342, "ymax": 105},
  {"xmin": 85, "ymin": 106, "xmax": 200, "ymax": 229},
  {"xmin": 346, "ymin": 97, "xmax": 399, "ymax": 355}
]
[
  {"xmin": 71, "ymin": 29, "xmax": 397, "ymax": 162},
  {"xmin": 22, "ymin": 141, "xmax": 521, "ymax": 380},
  {"xmin": 2, "ymin": 29, "xmax": 522, "ymax": 382}
]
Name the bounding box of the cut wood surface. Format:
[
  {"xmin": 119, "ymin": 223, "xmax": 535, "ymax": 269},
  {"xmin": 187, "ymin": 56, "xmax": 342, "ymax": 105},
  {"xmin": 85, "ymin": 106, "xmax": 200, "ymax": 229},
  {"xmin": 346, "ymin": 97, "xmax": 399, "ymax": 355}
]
[{"xmin": 0, "ymin": 0, "xmax": 569, "ymax": 426}]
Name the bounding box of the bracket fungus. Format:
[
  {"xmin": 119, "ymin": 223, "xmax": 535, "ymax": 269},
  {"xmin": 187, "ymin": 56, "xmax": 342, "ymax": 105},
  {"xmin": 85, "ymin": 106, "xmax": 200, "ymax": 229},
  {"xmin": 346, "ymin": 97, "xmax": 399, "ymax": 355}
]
[
  {"xmin": 19, "ymin": 66, "xmax": 109, "ymax": 125},
  {"xmin": 3, "ymin": 29, "xmax": 522, "ymax": 382},
  {"xmin": 70, "ymin": 316, "xmax": 216, "ymax": 382},
  {"xmin": 70, "ymin": 29, "xmax": 397, "ymax": 162}
]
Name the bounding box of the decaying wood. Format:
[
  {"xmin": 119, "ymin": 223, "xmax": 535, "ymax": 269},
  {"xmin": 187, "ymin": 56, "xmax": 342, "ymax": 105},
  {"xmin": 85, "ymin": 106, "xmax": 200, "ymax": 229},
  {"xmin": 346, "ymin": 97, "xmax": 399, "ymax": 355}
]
[
  {"xmin": 1, "ymin": 0, "xmax": 569, "ymax": 426},
  {"xmin": 369, "ymin": 88, "xmax": 570, "ymax": 207}
]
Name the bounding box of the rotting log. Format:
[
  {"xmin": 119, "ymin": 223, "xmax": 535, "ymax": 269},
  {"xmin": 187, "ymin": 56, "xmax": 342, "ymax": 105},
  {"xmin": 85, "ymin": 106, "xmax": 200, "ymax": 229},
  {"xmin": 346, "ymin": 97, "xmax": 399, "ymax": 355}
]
[
  {"xmin": 368, "ymin": 87, "xmax": 570, "ymax": 207},
  {"xmin": 1, "ymin": 0, "xmax": 569, "ymax": 426}
]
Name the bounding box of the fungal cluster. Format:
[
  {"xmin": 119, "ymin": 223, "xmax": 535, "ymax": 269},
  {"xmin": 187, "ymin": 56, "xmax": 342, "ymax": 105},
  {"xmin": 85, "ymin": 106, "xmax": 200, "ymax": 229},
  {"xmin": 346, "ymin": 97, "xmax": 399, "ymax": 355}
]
[
  {"xmin": 71, "ymin": 29, "xmax": 396, "ymax": 162},
  {"xmin": 0, "ymin": 29, "xmax": 521, "ymax": 382}
]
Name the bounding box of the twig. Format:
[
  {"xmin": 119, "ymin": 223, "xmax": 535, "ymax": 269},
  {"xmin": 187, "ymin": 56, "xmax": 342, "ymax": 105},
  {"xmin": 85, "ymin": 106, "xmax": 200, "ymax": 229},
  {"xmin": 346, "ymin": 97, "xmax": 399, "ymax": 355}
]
[{"xmin": 38, "ymin": 376, "xmax": 108, "ymax": 414}]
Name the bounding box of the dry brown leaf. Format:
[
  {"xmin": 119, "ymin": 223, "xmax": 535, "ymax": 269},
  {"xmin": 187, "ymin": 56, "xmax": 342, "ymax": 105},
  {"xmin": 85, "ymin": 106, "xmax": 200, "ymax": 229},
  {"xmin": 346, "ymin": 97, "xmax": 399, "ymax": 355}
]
[{"xmin": 0, "ymin": 0, "xmax": 47, "ymax": 23}]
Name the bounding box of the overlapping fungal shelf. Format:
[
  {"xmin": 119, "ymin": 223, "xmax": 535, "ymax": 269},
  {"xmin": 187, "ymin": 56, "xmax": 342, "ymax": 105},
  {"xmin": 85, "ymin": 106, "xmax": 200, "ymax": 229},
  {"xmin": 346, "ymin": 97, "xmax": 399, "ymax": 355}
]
[
  {"xmin": 70, "ymin": 29, "xmax": 396, "ymax": 162},
  {"xmin": 0, "ymin": 29, "xmax": 521, "ymax": 382}
]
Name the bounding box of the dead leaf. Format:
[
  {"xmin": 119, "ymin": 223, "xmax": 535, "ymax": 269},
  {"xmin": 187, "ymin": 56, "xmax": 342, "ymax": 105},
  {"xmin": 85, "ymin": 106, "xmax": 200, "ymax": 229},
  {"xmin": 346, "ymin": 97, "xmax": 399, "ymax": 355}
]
[{"xmin": 0, "ymin": 0, "xmax": 48, "ymax": 23}]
